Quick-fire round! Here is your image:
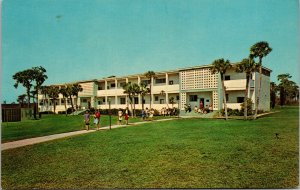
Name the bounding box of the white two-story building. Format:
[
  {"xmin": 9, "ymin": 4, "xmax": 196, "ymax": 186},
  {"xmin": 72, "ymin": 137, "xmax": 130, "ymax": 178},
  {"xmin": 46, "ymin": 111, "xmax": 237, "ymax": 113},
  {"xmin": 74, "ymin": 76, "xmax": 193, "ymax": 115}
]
[{"xmin": 38, "ymin": 64, "xmax": 271, "ymax": 114}]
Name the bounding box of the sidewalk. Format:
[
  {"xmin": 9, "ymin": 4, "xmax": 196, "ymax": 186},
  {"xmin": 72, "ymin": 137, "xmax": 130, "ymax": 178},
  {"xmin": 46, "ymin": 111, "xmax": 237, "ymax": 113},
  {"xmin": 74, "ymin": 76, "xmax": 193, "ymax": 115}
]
[{"xmin": 1, "ymin": 118, "xmax": 178, "ymax": 151}]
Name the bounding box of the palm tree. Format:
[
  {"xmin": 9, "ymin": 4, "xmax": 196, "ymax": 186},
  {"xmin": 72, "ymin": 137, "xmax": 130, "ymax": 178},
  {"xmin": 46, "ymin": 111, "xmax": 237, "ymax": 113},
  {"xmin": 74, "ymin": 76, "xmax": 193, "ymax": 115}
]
[
  {"xmin": 59, "ymin": 85, "xmax": 68, "ymax": 116},
  {"xmin": 71, "ymin": 83, "xmax": 83, "ymax": 110},
  {"xmin": 250, "ymin": 41, "xmax": 272, "ymax": 119},
  {"xmin": 32, "ymin": 66, "xmax": 48, "ymax": 119},
  {"xmin": 211, "ymin": 58, "xmax": 232, "ymax": 120},
  {"xmin": 123, "ymin": 82, "xmax": 134, "ymax": 117},
  {"xmin": 235, "ymin": 58, "xmax": 259, "ymax": 119},
  {"xmin": 139, "ymin": 82, "xmax": 150, "ymax": 110},
  {"xmin": 47, "ymin": 85, "xmax": 60, "ymax": 113},
  {"xmin": 13, "ymin": 69, "xmax": 34, "ymax": 108},
  {"xmin": 40, "ymin": 85, "xmax": 50, "ymax": 112},
  {"xmin": 144, "ymin": 71, "xmax": 156, "ymax": 109},
  {"xmin": 131, "ymin": 83, "xmax": 140, "ymax": 117}
]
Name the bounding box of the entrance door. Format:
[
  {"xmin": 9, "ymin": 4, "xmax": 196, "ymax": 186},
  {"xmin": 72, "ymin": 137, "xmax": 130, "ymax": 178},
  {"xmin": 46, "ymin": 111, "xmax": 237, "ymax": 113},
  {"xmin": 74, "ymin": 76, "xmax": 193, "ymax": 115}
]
[{"xmin": 199, "ymin": 98, "xmax": 205, "ymax": 109}]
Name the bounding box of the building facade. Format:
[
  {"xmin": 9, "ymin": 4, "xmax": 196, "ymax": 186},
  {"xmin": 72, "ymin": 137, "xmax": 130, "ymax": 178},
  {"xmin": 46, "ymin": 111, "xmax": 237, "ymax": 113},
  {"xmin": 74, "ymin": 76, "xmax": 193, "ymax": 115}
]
[{"xmin": 38, "ymin": 64, "xmax": 271, "ymax": 114}]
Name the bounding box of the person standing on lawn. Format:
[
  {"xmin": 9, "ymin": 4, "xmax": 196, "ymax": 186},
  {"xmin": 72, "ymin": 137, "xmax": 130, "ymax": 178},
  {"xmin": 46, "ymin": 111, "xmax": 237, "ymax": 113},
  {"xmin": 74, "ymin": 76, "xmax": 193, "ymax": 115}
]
[
  {"xmin": 84, "ymin": 110, "xmax": 90, "ymax": 130},
  {"xmin": 94, "ymin": 109, "xmax": 101, "ymax": 130},
  {"xmin": 118, "ymin": 109, "xmax": 123, "ymax": 125}
]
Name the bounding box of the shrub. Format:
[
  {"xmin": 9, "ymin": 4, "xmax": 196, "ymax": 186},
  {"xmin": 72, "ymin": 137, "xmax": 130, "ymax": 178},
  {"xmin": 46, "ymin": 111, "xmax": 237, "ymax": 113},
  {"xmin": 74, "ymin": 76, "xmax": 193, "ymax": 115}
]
[{"xmin": 240, "ymin": 98, "xmax": 253, "ymax": 116}]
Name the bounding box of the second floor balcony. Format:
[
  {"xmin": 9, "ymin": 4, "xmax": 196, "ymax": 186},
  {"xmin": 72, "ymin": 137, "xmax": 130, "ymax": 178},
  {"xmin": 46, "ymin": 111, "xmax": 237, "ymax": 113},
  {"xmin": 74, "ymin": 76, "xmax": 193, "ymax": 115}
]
[{"xmin": 224, "ymin": 79, "xmax": 254, "ymax": 91}]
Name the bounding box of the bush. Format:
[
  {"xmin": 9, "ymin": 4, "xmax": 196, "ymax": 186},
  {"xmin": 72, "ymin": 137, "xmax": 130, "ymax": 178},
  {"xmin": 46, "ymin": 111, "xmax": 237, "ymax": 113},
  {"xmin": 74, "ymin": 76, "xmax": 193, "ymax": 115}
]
[
  {"xmin": 58, "ymin": 111, "xmax": 66, "ymax": 114},
  {"xmin": 67, "ymin": 107, "xmax": 75, "ymax": 114},
  {"xmin": 39, "ymin": 111, "xmax": 55, "ymax": 114},
  {"xmin": 240, "ymin": 98, "xmax": 254, "ymax": 116}
]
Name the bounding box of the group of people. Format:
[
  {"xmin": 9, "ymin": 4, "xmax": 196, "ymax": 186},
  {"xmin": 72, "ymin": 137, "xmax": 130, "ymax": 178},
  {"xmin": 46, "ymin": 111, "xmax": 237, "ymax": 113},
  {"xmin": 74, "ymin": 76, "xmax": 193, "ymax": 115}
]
[
  {"xmin": 141, "ymin": 108, "xmax": 154, "ymax": 120},
  {"xmin": 160, "ymin": 107, "xmax": 177, "ymax": 116},
  {"xmin": 117, "ymin": 108, "xmax": 129, "ymax": 125},
  {"xmin": 185, "ymin": 101, "xmax": 213, "ymax": 114},
  {"xmin": 84, "ymin": 109, "xmax": 101, "ymax": 131}
]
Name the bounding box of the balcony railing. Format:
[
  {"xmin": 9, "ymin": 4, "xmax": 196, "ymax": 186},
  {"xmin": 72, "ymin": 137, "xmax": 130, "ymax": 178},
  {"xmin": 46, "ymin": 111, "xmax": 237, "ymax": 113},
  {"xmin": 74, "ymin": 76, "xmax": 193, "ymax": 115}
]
[{"xmin": 224, "ymin": 79, "xmax": 254, "ymax": 91}]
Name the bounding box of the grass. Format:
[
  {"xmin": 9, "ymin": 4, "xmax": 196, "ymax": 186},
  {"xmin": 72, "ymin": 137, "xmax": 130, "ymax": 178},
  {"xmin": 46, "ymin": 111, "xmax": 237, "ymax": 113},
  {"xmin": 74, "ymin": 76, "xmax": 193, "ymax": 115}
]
[
  {"xmin": 1, "ymin": 114, "xmax": 175, "ymax": 142},
  {"xmin": 1, "ymin": 106, "xmax": 298, "ymax": 188}
]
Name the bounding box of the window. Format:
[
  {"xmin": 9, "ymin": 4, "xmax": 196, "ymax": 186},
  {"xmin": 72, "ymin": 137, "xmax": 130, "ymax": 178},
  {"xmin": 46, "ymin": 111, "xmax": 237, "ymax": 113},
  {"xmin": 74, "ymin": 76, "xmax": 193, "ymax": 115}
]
[
  {"xmin": 226, "ymin": 94, "xmax": 229, "ymax": 102},
  {"xmin": 107, "ymin": 86, "xmax": 110, "ymax": 89},
  {"xmin": 120, "ymin": 98, "xmax": 126, "ymax": 104},
  {"xmin": 156, "ymin": 78, "xmax": 166, "ymax": 84},
  {"xmin": 82, "ymin": 99, "xmax": 87, "ymax": 103},
  {"xmin": 98, "ymin": 101, "xmax": 101, "ymax": 105},
  {"xmin": 169, "ymin": 80, "xmax": 173, "ymax": 85},
  {"xmin": 176, "ymin": 96, "xmax": 179, "ymax": 100},
  {"xmin": 111, "ymin": 83, "xmax": 115, "ymax": 88},
  {"xmin": 189, "ymin": 95, "xmax": 198, "ymax": 102},
  {"xmin": 61, "ymin": 99, "xmax": 65, "ymax": 104},
  {"xmin": 160, "ymin": 99, "xmax": 165, "ymax": 104},
  {"xmin": 155, "ymin": 96, "xmax": 159, "ymax": 101},
  {"xmin": 237, "ymin": 97, "xmax": 245, "ymax": 103},
  {"xmin": 134, "ymin": 97, "xmax": 139, "ymax": 104},
  {"xmin": 141, "ymin": 80, "xmax": 150, "ymax": 85},
  {"xmin": 98, "ymin": 86, "xmax": 103, "ymax": 90},
  {"xmin": 225, "ymin": 75, "xmax": 230, "ymax": 80},
  {"xmin": 142, "ymin": 99, "xmax": 146, "ymax": 104},
  {"xmin": 39, "ymin": 102, "xmax": 43, "ymax": 106},
  {"xmin": 103, "ymin": 98, "xmax": 106, "ymax": 103}
]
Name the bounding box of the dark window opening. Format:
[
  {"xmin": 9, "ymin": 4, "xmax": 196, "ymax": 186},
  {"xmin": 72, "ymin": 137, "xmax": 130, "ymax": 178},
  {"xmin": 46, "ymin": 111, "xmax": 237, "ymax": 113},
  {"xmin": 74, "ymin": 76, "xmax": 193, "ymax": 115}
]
[
  {"xmin": 226, "ymin": 94, "xmax": 229, "ymax": 102},
  {"xmin": 237, "ymin": 97, "xmax": 245, "ymax": 103},
  {"xmin": 156, "ymin": 78, "xmax": 166, "ymax": 84},
  {"xmin": 189, "ymin": 95, "xmax": 198, "ymax": 102},
  {"xmin": 120, "ymin": 98, "xmax": 126, "ymax": 104},
  {"xmin": 225, "ymin": 75, "xmax": 230, "ymax": 80},
  {"xmin": 134, "ymin": 97, "xmax": 139, "ymax": 104},
  {"xmin": 176, "ymin": 96, "xmax": 179, "ymax": 100},
  {"xmin": 169, "ymin": 80, "xmax": 173, "ymax": 85},
  {"xmin": 155, "ymin": 96, "xmax": 159, "ymax": 101}
]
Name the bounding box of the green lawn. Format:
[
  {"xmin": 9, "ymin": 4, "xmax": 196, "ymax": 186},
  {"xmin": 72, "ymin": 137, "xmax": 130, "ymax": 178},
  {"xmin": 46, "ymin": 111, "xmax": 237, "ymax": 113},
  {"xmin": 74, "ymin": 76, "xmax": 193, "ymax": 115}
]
[
  {"xmin": 1, "ymin": 106, "xmax": 298, "ymax": 188},
  {"xmin": 1, "ymin": 114, "xmax": 173, "ymax": 142}
]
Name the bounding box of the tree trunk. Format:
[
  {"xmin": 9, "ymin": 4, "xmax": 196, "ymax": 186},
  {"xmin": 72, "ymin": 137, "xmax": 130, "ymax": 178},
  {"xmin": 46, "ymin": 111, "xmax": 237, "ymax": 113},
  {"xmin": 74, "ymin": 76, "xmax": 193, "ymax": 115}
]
[
  {"xmin": 129, "ymin": 96, "xmax": 134, "ymax": 118},
  {"xmin": 254, "ymin": 58, "xmax": 262, "ymax": 119},
  {"xmin": 27, "ymin": 89, "xmax": 31, "ymax": 108},
  {"xmin": 69, "ymin": 95, "xmax": 74, "ymax": 111},
  {"xmin": 221, "ymin": 75, "xmax": 228, "ymax": 120},
  {"xmin": 244, "ymin": 75, "xmax": 249, "ymax": 120},
  {"xmin": 149, "ymin": 80, "xmax": 152, "ymax": 109},
  {"xmin": 64, "ymin": 97, "xmax": 67, "ymax": 116},
  {"xmin": 142, "ymin": 96, "xmax": 144, "ymax": 110},
  {"xmin": 133, "ymin": 99, "xmax": 136, "ymax": 117},
  {"xmin": 53, "ymin": 99, "xmax": 56, "ymax": 114}
]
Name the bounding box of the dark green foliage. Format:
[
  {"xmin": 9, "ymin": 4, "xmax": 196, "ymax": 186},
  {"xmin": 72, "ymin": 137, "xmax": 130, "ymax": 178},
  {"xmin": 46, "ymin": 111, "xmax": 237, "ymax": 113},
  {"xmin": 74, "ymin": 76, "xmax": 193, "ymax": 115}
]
[{"xmin": 240, "ymin": 98, "xmax": 253, "ymax": 116}]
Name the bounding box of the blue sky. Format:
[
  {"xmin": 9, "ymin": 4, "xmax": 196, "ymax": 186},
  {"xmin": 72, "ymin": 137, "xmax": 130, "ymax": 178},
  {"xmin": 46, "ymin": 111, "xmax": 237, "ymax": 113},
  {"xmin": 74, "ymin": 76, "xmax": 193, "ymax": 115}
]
[{"xmin": 2, "ymin": 0, "xmax": 299, "ymax": 103}]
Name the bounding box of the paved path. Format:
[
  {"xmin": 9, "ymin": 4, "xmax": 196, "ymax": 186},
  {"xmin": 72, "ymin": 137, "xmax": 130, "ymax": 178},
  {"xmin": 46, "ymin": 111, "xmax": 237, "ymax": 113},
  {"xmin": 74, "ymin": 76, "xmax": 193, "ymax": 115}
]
[{"xmin": 1, "ymin": 118, "xmax": 178, "ymax": 151}]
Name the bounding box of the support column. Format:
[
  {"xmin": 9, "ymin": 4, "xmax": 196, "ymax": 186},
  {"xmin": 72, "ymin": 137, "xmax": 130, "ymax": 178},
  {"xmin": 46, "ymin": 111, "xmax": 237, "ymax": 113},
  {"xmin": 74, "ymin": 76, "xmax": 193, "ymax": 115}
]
[
  {"xmin": 115, "ymin": 79, "xmax": 118, "ymax": 89},
  {"xmin": 166, "ymin": 73, "xmax": 168, "ymax": 86},
  {"xmin": 151, "ymin": 76, "xmax": 154, "ymax": 108},
  {"xmin": 138, "ymin": 76, "xmax": 141, "ymax": 108},
  {"xmin": 166, "ymin": 93, "xmax": 169, "ymax": 107},
  {"xmin": 91, "ymin": 96, "xmax": 95, "ymax": 108},
  {"xmin": 115, "ymin": 96, "xmax": 117, "ymax": 106},
  {"xmin": 105, "ymin": 80, "xmax": 108, "ymax": 90}
]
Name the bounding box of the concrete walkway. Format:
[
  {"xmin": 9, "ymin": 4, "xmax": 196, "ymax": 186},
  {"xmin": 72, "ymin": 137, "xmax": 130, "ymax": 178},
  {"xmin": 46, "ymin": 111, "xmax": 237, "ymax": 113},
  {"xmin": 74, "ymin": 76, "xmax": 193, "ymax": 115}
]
[{"xmin": 1, "ymin": 118, "xmax": 178, "ymax": 151}]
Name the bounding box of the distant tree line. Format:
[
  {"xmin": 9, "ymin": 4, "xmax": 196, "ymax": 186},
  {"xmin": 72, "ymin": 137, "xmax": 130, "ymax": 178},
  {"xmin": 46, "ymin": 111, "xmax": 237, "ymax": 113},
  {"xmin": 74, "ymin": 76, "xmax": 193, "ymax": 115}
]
[{"xmin": 270, "ymin": 74, "xmax": 299, "ymax": 108}]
